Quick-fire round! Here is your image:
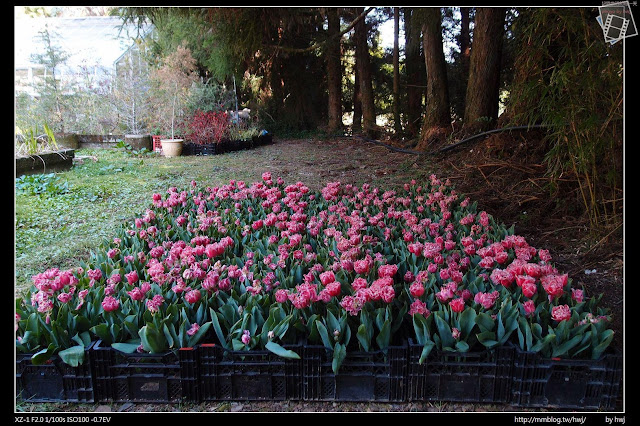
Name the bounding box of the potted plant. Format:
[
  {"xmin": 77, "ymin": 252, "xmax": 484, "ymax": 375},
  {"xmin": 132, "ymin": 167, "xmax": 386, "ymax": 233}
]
[
  {"xmin": 15, "ymin": 123, "xmax": 76, "ymax": 176},
  {"xmin": 148, "ymin": 44, "xmax": 198, "ymax": 157},
  {"xmin": 183, "ymin": 110, "xmax": 229, "ymax": 156},
  {"xmin": 226, "ymin": 116, "xmax": 261, "ymax": 151},
  {"xmin": 159, "ymin": 76, "xmax": 186, "ymax": 158}
]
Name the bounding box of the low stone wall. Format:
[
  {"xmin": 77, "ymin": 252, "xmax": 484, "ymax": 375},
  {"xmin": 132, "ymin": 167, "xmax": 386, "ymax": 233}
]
[
  {"xmin": 76, "ymin": 134, "xmax": 123, "ymax": 149},
  {"xmin": 124, "ymin": 134, "xmax": 152, "ymax": 151},
  {"xmin": 15, "ymin": 149, "xmax": 75, "ymax": 177},
  {"xmin": 76, "ymin": 134, "xmax": 152, "ymax": 151}
]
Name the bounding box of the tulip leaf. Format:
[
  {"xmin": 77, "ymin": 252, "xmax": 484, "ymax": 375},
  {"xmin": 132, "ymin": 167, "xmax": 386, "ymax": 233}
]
[
  {"xmin": 58, "ymin": 345, "xmax": 85, "ymax": 367},
  {"xmin": 475, "ymin": 312, "xmax": 495, "ymax": 333},
  {"xmin": 551, "ymin": 334, "xmax": 583, "ymax": 358},
  {"xmin": 140, "ymin": 323, "xmax": 168, "ymax": 353},
  {"xmin": 531, "ymin": 334, "xmax": 556, "ymax": 352},
  {"xmin": 26, "ymin": 313, "xmax": 40, "ymax": 337},
  {"xmin": 392, "ymin": 303, "xmax": 408, "ymax": 333},
  {"xmin": 497, "ymin": 313, "xmax": 506, "ymax": 341},
  {"xmin": 163, "ymin": 323, "xmax": 176, "ymax": 348},
  {"xmin": 455, "ymin": 340, "xmax": 470, "ymax": 352},
  {"xmin": 90, "ymin": 324, "xmax": 112, "ymax": 345},
  {"xmin": 375, "ymin": 319, "xmax": 391, "ymax": 352},
  {"xmin": 31, "ymin": 345, "xmax": 56, "ymax": 365},
  {"xmin": 74, "ymin": 315, "xmax": 90, "ymax": 333},
  {"xmin": 111, "ymin": 342, "xmax": 141, "ymax": 353},
  {"xmin": 294, "ymin": 265, "xmax": 303, "ymax": 284},
  {"xmin": 220, "ymin": 304, "xmax": 238, "ymax": 326},
  {"xmin": 412, "ymin": 313, "xmax": 431, "ymax": 346},
  {"xmin": 531, "ymin": 323, "xmax": 543, "ymax": 339},
  {"xmin": 591, "ymin": 329, "xmax": 614, "ymax": 360},
  {"xmin": 17, "ymin": 330, "xmax": 36, "ymax": 349},
  {"xmin": 210, "ymin": 308, "xmax": 229, "ymax": 349},
  {"xmin": 343, "ymin": 320, "xmax": 351, "ymax": 347},
  {"xmin": 357, "ymin": 323, "xmax": 371, "ymax": 352},
  {"xmin": 196, "ymin": 302, "xmax": 206, "ymax": 324},
  {"xmin": 178, "ymin": 320, "xmax": 188, "ymax": 347},
  {"xmin": 476, "ymin": 331, "xmax": 499, "ymax": 349},
  {"xmin": 110, "ymin": 323, "xmax": 121, "ymax": 344},
  {"xmin": 326, "ymin": 310, "xmax": 340, "ymax": 336},
  {"xmin": 315, "ymin": 320, "xmax": 332, "ymax": 350},
  {"xmin": 418, "ymin": 340, "xmax": 435, "ymax": 364},
  {"xmin": 306, "ymin": 314, "xmax": 320, "ymax": 342},
  {"xmin": 517, "ymin": 317, "xmax": 533, "ymax": 351},
  {"xmin": 571, "ymin": 331, "xmax": 593, "ymax": 358},
  {"xmin": 187, "ymin": 322, "xmax": 212, "ymax": 348},
  {"xmin": 72, "ymin": 331, "xmax": 91, "ymax": 348},
  {"xmin": 271, "ymin": 315, "xmax": 292, "ymax": 340},
  {"xmin": 124, "ymin": 318, "xmax": 140, "ymax": 339},
  {"xmin": 459, "ymin": 307, "xmax": 477, "ymax": 339},
  {"xmin": 375, "ymin": 308, "xmax": 385, "ymax": 332},
  {"xmin": 232, "ymin": 338, "xmax": 245, "ymax": 351},
  {"xmin": 434, "ymin": 313, "xmax": 454, "ymax": 349},
  {"xmin": 332, "ymin": 342, "xmax": 346, "ymax": 374},
  {"xmin": 265, "ymin": 340, "xmax": 300, "ymax": 359}
]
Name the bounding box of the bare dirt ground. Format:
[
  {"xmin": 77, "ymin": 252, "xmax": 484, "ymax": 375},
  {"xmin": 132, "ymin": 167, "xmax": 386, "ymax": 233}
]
[{"xmin": 17, "ymin": 135, "xmax": 623, "ymax": 414}]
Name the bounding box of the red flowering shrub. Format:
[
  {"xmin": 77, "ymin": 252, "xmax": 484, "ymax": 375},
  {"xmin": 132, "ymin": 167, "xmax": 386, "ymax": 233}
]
[{"xmin": 183, "ymin": 110, "xmax": 229, "ymax": 145}]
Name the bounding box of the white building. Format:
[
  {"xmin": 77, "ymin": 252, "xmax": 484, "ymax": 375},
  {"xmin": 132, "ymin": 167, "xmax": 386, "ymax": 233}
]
[{"xmin": 15, "ymin": 15, "xmax": 153, "ymax": 96}]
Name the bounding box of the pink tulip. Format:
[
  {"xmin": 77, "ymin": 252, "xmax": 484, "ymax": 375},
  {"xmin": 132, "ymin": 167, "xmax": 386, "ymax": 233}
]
[
  {"xmin": 102, "ymin": 296, "xmax": 120, "ymax": 312},
  {"xmin": 449, "ymin": 297, "xmax": 465, "ymax": 313},
  {"xmin": 551, "ymin": 304, "xmax": 572, "ymax": 322},
  {"xmin": 125, "ymin": 270, "xmax": 139, "ymax": 285},
  {"xmin": 523, "ymin": 300, "xmax": 536, "ymax": 316}
]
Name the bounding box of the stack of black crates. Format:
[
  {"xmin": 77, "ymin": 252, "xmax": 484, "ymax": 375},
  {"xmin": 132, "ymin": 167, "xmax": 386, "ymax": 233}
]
[{"xmin": 15, "ymin": 340, "xmax": 623, "ymax": 411}]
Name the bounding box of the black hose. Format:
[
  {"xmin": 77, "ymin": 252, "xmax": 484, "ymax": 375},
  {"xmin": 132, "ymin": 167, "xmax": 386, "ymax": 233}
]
[{"xmin": 352, "ymin": 124, "xmax": 549, "ymax": 156}]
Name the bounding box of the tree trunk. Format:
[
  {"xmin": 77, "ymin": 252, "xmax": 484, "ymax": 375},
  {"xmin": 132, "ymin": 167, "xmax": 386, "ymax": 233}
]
[
  {"xmin": 403, "ymin": 7, "xmax": 424, "ymax": 139},
  {"xmin": 459, "ymin": 7, "xmax": 471, "ymax": 75},
  {"xmin": 352, "ymin": 51, "xmax": 362, "ymax": 134},
  {"xmin": 354, "ymin": 7, "xmax": 377, "ymax": 137},
  {"xmin": 457, "ymin": 6, "xmax": 471, "ymax": 116},
  {"xmin": 326, "ymin": 7, "xmax": 343, "ymax": 134},
  {"xmin": 392, "ymin": 7, "xmax": 402, "ymax": 135},
  {"xmin": 463, "ymin": 7, "xmax": 506, "ymax": 132},
  {"xmin": 419, "ymin": 7, "xmax": 450, "ymax": 147}
]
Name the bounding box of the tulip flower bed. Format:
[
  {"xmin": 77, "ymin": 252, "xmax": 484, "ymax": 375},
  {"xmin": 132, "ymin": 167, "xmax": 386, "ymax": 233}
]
[{"xmin": 15, "ymin": 172, "xmax": 620, "ymax": 408}]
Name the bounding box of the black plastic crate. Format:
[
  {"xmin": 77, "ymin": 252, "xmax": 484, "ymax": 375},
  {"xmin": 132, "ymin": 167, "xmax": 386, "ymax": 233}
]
[
  {"xmin": 198, "ymin": 343, "xmax": 303, "ymax": 401},
  {"xmin": 408, "ymin": 340, "xmax": 514, "ymax": 403},
  {"xmin": 510, "ymin": 345, "xmax": 623, "ymax": 411},
  {"xmin": 16, "ymin": 343, "xmax": 96, "ymax": 403},
  {"xmin": 303, "ymin": 343, "xmax": 408, "ymax": 402},
  {"xmin": 193, "ymin": 143, "xmax": 217, "ymax": 156},
  {"xmin": 184, "ymin": 143, "xmax": 218, "ymax": 156},
  {"xmin": 200, "ymin": 144, "xmax": 217, "ymax": 155},
  {"xmin": 181, "ymin": 142, "xmax": 194, "ymax": 155},
  {"xmin": 91, "ymin": 340, "xmax": 198, "ymax": 403}
]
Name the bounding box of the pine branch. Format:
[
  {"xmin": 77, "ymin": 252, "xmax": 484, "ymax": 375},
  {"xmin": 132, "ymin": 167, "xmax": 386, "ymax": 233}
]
[{"xmin": 268, "ymin": 7, "xmax": 375, "ymax": 54}]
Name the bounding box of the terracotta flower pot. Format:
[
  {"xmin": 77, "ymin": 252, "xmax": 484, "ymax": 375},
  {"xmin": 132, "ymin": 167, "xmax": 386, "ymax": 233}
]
[{"xmin": 161, "ymin": 139, "xmax": 184, "ymax": 157}]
